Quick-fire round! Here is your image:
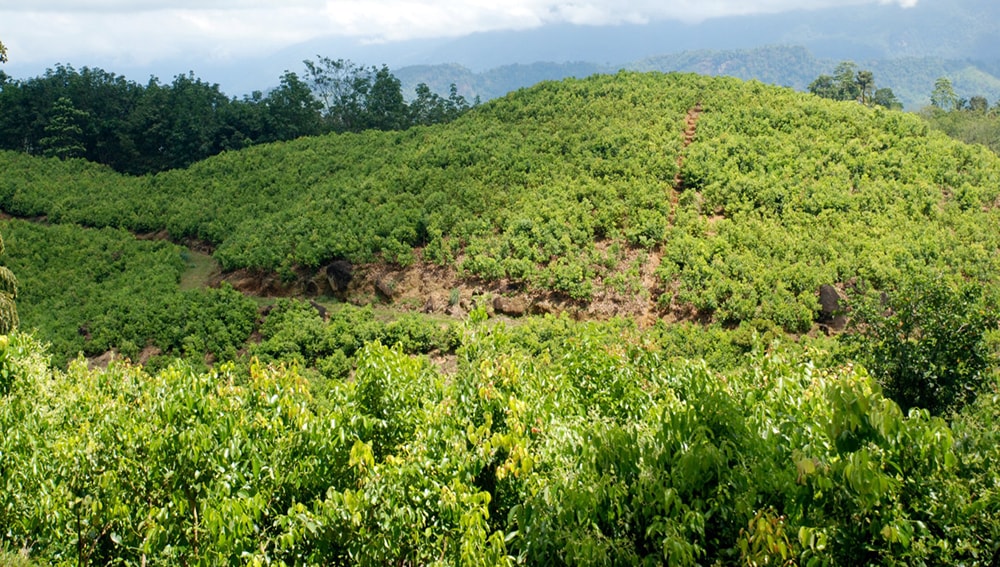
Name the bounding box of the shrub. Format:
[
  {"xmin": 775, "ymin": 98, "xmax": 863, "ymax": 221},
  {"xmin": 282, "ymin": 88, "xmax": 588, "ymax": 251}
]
[{"xmin": 841, "ymin": 273, "xmax": 999, "ymax": 415}]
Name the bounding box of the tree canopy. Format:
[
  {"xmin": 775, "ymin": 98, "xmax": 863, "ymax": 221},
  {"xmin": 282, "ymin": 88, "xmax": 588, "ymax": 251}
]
[
  {"xmin": 808, "ymin": 61, "xmax": 901, "ymax": 109},
  {"xmin": 931, "ymin": 76, "xmax": 960, "ymax": 110},
  {"xmin": 0, "ymin": 60, "xmax": 474, "ymax": 175}
]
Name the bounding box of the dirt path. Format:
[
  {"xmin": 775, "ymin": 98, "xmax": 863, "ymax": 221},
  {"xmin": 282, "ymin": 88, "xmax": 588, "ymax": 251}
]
[
  {"xmin": 669, "ymin": 102, "xmax": 703, "ymax": 224},
  {"xmin": 3, "ymin": 104, "xmax": 713, "ymax": 329},
  {"xmin": 634, "ymin": 103, "xmax": 704, "ymax": 328}
]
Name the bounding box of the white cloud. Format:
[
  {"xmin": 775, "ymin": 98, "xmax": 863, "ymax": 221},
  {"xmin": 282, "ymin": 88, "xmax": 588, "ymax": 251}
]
[{"xmin": 0, "ymin": 0, "xmax": 920, "ymax": 66}]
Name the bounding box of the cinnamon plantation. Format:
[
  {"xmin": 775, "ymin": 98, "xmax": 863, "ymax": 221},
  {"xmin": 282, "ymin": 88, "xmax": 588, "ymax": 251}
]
[{"xmin": 1, "ymin": 72, "xmax": 998, "ymax": 565}]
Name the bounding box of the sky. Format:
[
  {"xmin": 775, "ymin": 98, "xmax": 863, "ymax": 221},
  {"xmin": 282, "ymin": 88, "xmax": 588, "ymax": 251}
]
[{"xmin": 1, "ymin": 0, "xmax": 920, "ymax": 71}]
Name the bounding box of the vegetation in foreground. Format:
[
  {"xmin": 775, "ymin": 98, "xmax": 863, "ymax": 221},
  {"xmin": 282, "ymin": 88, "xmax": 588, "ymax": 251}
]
[{"xmin": 1, "ymin": 314, "xmax": 998, "ymax": 565}]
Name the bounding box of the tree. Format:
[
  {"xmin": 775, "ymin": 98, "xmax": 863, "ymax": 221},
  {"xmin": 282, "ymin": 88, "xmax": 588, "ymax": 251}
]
[
  {"xmin": 0, "ymin": 40, "xmax": 7, "ymax": 64},
  {"xmin": 855, "ymin": 70, "xmax": 875, "ymax": 105},
  {"xmin": 930, "ymin": 77, "xmax": 958, "ymax": 111},
  {"xmin": 872, "ymin": 87, "xmax": 902, "ymax": 110},
  {"xmin": 967, "ymin": 95, "xmax": 989, "ymax": 113},
  {"xmin": 0, "ymin": 232, "xmax": 17, "ymax": 335},
  {"xmin": 842, "ymin": 274, "xmax": 999, "ymax": 416},
  {"xmin": 302, "ymin": 56, "xmax": 371, "ymax": 132},
  {"xmin": 833, "ymin": 61, "xmax": 861, "ymax": 102},
  {"xmin": 810, "ymin": 62, "xmax": 886, "ymax": 106},
  {"xmin": 364, "ymin": 65, "xmax": 407, "ymax": 131},
  {"xmin": 39, "ymin": 96, "xmax": 88, "ymax": 159},
  {"xmin": 409, "ymin": 83, "xmax": 448, "ymax": 126},
  {"xmin": 260, "ymin": 70, "xmax": 322, "ymax": 141},
  {"xmin": 409, "ymin": 83, "xmax": 476, "ymax": 126}
]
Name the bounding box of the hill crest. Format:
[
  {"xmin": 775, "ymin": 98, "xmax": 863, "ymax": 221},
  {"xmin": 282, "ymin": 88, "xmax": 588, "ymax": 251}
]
[{"xmin": 2, "ymin": 72, "xmax": 999, "ymax": 333}]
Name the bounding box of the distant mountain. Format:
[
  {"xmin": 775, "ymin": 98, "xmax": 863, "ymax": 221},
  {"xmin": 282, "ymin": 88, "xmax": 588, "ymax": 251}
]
[
  {"xmin": 395, "ymin": 46, "xmax": 1000, "ymax": 110},
  {"xmin": 3, "ymin": 0, "xmax": 997, "ymax": 102},
  {"xmin": 394, "ymin": 62, "xmax": 608, "ymax": 102},
  {"xmin": 384, "ymin": 0, "xmax": 999, "ymax": 70}
]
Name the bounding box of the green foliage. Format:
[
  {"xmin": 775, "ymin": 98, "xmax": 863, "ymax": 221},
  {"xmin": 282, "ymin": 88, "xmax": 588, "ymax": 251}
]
[
  {"xmin": 920, "ymin": 103, "xmax": 1000, "ymax": 155},
  {"xmin": 252, "ymin": 299, "xmax": 459, "ymax": 381},
  {"xmin": 3, "ymin": 64, "xmax": 1000, "ymax": 567},
  {"xmin": 4, "ymin": 71, "xmax": 1000, "ymax": 332},
  {"xmin": 0, "ymin": 62, "xmax": 471, "ymax": 175},
  {"xmin": 2, "ymin": 314, "xmax": 997, "ymax": 565},
  {"xmin": 0, "ymin": 231, "xmax": 17, "ymax": 335},
  {"xmin": 808, "ymin": 61, "xmax": 900, "ymax": 109},
  {"xmin": 840, "ymin": 273, "xmax": 1000, "ymax": 415},
  {"xmin": 0, "ymin": 219, "xmax": 255, "ymax": 366},
  {"xmin": 39, "ymin": 96, "xmax": 88, "ymax": 160},
  {"xmin": 931, "ymin": 77, "xmax": 960, "ymax": 110},
  {"xmin": 666, "ymin": 80, "xmax": 1000, "ymax": 331}
]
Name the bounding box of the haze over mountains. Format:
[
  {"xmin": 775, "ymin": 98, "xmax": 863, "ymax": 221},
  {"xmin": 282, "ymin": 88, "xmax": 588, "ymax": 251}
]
[{"xmin": 3, "ymin": 0, "xmax": 999, "ymax": 107}]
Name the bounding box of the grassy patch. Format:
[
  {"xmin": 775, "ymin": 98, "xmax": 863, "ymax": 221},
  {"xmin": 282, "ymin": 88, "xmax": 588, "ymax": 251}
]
[{"xmin": 179, "ymin": 249, "xmax": 220, "ymax": 291}]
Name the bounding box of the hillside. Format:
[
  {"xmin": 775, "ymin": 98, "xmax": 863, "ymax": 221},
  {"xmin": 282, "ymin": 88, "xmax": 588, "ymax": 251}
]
[
  {"xmin": 3, "ymin": 71, "xmax": 1000, "ymax": 566},
  {"xmin": 2, "ymin": 72, "xmax": 999, "ymax": 339}
]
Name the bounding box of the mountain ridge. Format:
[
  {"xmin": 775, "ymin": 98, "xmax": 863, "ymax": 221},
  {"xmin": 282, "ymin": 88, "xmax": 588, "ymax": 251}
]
[
  {"xmin": 394, "ymin": 46, "xmax": 1000, "ymax": 110},
  {"xmin": 4, "ymin": 0, "xmax": 997, "ymax": 99}
]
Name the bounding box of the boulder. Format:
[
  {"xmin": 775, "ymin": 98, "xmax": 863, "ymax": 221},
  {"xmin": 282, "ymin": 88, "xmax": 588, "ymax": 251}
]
[
  {"xmin": 493, "ymin": 296, "xmax": 528, "ymax": 317},
  {"xmin": 324, "ymin": 260, "xmax": 353, "ymax": 292},
  {"xmin": 818, "ymin": 284, "xmax": 848, "ymax": 332},
  {"xmin": 375, "ymin": 276, "xmax": 397, "ymax": 301}
]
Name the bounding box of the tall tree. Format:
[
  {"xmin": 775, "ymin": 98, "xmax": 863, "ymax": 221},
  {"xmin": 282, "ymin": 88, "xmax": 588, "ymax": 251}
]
[
  {"xmin": 807, "ymin": 74, "xmax": 840, "ymax": 100},
  {"xmin": 302, "ymin": 56, "xmax": 371, "ymax": 132},
  {"xmin": 39, "ymin": 96, "xmax": 88, "ymax": 159},
  {"xmin": 364, "ymin": 65, "xmax": 407, "ymax": 131},
  {"xmin": 0, "ymin": 40, "xmax": 7, "ymax": 64},
  {"xmin": 409, "ymin": 83, "xmax": 448, "ymax": 126},
  {"xmin": 967, "ymin": 95, "xmax": 989, "ymax": 113},
  {"xmin": 930, "ymin": 77, "xmax": 959, "ymax": 110},
  {"xmin": 855, "ymin": 70, "xmax": 875, "ymax": 105},
  {"xmin": 260, "ymin": 71, "xmax": 323, "ymax": 142},
  {"xmin": 833, "ymin": 61, "xmax": 861, "ymax": 102},
  {"xmin": 872, "ymin": 88, "xmax": 902, "ymax": 110}
]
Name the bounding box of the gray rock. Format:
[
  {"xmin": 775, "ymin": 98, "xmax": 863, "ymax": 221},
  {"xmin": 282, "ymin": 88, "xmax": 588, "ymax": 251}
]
[{"xmin": 818, "ymin": 284, "xmax": 848, "ymax": 332}]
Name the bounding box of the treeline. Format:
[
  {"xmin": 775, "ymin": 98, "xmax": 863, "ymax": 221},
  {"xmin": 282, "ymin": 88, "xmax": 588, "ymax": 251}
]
[
  {"xmin": 0, "ymin": 59, "xmax": 474, "ymax": 175},
  {"xmin": 807, "ymin": 61, "xmax": 902, "ymax": 109},
  {"xmin": 807, "ymin": 65, "xmax": 1000, "ymax": 155},
  {"xmin": 917, "ymin": 76, "xmax": 1000, "ymax": 155}
]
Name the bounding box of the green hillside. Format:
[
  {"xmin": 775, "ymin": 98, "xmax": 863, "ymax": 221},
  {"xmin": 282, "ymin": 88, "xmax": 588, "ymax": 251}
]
[
  {"xmin": 2, "ymin": 71, "xmax": 1000, "ymax": 566},
  {"xmin": 2, "ymin": 72, "xmax": 999, "ymax": 332}
]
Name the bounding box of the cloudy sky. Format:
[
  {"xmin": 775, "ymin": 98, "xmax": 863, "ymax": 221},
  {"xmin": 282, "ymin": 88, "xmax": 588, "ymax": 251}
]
[{"xmin": 1, "ymin": 0, "xmax": 919, "ymax": 70}]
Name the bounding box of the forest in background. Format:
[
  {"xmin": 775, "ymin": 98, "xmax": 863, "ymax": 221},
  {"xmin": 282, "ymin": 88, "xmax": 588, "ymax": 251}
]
[
  {"xmin": 4, "ymin": 45, "xmax": 1000, "ymax": 178},
  {"xmin": 0, "ymin": 59, "xmax": 474, "ymax": 175}
]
